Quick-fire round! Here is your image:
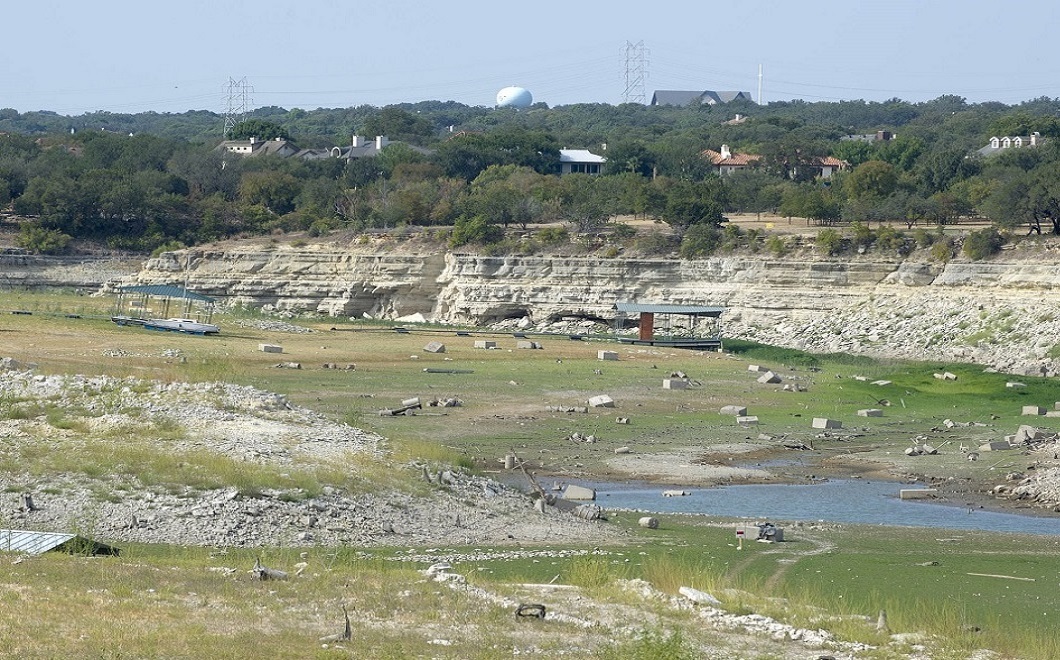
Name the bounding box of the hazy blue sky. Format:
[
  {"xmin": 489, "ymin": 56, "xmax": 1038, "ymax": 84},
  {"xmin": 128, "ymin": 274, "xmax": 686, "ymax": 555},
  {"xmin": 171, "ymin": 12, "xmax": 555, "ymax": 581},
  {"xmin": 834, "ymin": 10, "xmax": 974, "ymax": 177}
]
[{"xmin": 3, "ymin": 0, "xmax": 1054, "ymax": 115}]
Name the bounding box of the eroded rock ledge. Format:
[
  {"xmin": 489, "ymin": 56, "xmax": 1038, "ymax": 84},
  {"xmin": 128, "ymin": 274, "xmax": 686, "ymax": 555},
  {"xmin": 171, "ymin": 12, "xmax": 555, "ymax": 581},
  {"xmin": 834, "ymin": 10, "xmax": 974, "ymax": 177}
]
[{"xmin": 126, "ymin": 245, "xmax": 1060, "ymax": 375}]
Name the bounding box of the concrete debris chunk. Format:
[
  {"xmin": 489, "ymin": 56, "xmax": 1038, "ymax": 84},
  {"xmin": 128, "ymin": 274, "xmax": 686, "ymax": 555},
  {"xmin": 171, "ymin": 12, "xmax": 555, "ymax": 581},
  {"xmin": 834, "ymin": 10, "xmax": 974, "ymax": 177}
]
[
  {"xmin": 273, "ymin": 362, "xmax": 301, "ymax": 369},
  {"xmin": 933, "ymin": 372, "xmax": 958, "ymax": 381},
  {"xmin": 597, "ymin": 350, "xmax": 619, "ymax": 361},
  {"xmin": 587, "ymin": 394, "xmax": 615, "ymax": 408},
  {"xmin": 561, "ymin": 484, "xmax": 596, "ymax": 501},
  {"xmin": 423, "ymin": 341, "xmax": 446, "ymax": 354},
  {"xmin": 871, "ymin": 380, "xmax": 892, "ymax": 386},
  {"xmin": 638, "ymin": 516, "xmax": 659, "ymax": 529},
  {"xmin": 720, "ymin": 405, "xmax": 748, "ymax": 416},
  {"xmin": 473, "ymin": 340, "xmax": 496, "ymax": 349},
  {"xmin": 811, "ymin": 417, "xmax": 841, "ymax": 429},
  {"xmin": 516, "ymin": 340, "xmax": 542, "ymax": 349},
  {"xmin": 858, "ymin": 409, "xmax": 883, "ymax": 417},
  {"xmin": 615, "ymin": 416, "xmax": 630, "ymax": 424},
  {"xmin": 614, "ymin": 446, "xmax": 631, "ymax": 454},
  {"xmin": 663, "ymin": 489, "xmax": 690, "ymax": 497},
  {"xmin": 1006, "ymin": 381, "xmax": 1026, "ymax": 389},
  {"xmin": 662, "ymin": 378, "xmax": 688, "ymax": 390},
  {"xmin": 736, "ymin": 416, "xmax": 759, "ymax": 426},
  {"xmin": 747, "ymin": 364, "xmax": 767, "ymax": 372},
  {"xmin": 756, "ymin": 371, "xmax": 782, "ymax": 384},
  {"xmin": 258, "ymin": 344, "xmax": 283, "ymax": 354},
  {"xmin": 1021, "ymin": 406, "xmax": 1045, "ymax": 416},
  {"xmin": 979, "ymin": 441, "xmax": 1012, "ymax": 451}
]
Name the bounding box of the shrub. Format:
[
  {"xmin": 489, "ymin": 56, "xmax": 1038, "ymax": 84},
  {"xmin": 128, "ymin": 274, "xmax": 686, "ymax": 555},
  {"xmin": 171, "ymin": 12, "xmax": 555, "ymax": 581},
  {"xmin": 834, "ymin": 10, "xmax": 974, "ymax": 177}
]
[
  {"xmin": 679, "ymin": 224, "xmax": 722, "ymax": 258},
  {"xmin": 815, "ymin": 228, "xmax": 844, "ymax": 255},
  {"xmin": 765, "ymin": 234, "xmax": 788, "ymax": 257},
  {"xmin": 875, "ymin": 225, "xmax": 908, "ymax": 254},
  {"xmin": 609, "ymin": 223, "xmax": 637, "ymax": 240},
  {"xmin": 16, "ymin": 223, "xmax": 72, "ymax": 255},
  {"xmin": 930, "ymin": 236, "xmax": 955, "ymax": 262},
  {"xmin": 535, "ymin": 226, "xmax": 569, "ymax": 246},
  {"xmin": 962, "ymin": 227, "xmax": 1004, "ymax": 260},
  {"xmin": 633, "ymin": 231, "xmax": 680, "ymax": 256},
  {"xmin": 449, "ymin": 215, "xmax": 503, "ymax": 248},
  {"xmin": 150, "ymin": 240, "xmax": 187, "ymax": 257}
]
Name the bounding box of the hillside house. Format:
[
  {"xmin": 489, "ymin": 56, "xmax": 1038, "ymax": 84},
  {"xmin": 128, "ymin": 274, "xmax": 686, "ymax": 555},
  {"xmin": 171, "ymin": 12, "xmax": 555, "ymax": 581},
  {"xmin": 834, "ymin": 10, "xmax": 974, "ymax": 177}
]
[
  {"xmin": 559, "ymin": 148, "xmax": 606, "ymax": 175},
  {"xmin": 650, "ymin": 90, "xmax": 754, "ymax": 106},
  {"xmin": 976, "ymin": 132, "xmax": 1043, "ymax": 157},
  {"xmin": 701, "ymin": 145, "xmax": 760, "ymax": 175},
  {"xmin": 216, "ymin": 136, "xmax": 301, "ymax": 158}
]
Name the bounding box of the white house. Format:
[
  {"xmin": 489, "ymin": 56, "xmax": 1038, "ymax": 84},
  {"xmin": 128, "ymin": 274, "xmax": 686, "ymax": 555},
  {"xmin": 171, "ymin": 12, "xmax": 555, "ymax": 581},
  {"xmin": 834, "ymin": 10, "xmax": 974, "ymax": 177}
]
[{"xmin": 559, "ymin": 148, "xmax": 606, "ymax": 175}]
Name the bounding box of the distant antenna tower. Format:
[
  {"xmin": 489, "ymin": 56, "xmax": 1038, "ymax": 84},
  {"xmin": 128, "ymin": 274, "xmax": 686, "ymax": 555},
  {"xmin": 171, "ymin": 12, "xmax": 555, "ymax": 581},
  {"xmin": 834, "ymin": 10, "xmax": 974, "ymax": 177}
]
[
  {"xmin": 622, "ymin": 41, "xmax": 649, "ymax": 104},
  {"xmin": 221, "ymin": 77, "xmax": 253, "ymax": 137}
]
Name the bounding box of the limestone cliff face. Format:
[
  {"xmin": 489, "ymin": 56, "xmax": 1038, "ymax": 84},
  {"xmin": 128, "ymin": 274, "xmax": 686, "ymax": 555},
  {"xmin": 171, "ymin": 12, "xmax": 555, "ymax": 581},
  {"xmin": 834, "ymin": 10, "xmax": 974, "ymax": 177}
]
[
  {"xmin": 138, "ymin": 247, "xmax": 446, "ymax": 318},
  {"xmin": 0, "ymin": 250, "xmax": 140, "ymax": 290},
  {"xmin": 10, "ymin": 241, "xmax": 1059, "ymax": 374}
]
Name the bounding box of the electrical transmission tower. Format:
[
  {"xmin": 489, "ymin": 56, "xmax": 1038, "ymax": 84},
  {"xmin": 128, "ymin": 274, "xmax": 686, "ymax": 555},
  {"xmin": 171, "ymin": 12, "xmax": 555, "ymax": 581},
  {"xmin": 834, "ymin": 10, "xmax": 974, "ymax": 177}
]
[
  {"xmin": 221, "ymin": 77, "xmax": 253, "ymax": 137},
  {"xmin": 621, "ymin": 41, "xmax": 649, "ymax": 104}
]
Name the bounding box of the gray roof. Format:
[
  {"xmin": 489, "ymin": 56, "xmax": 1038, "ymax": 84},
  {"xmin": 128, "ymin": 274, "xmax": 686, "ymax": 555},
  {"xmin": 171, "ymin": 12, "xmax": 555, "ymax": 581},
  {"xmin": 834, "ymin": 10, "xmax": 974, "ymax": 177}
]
[
  {"xmin": 651, "ymin": 90, "xmax": 753, "ymax": 106},
  {"xmin": 119, "ymin": 285, "xmax": 215, "ymax": 303},
  {"xmin": 0, "ymin": 529, "xmax": 120, "ymax": 556},
  {"xmin": 614, "ymin": 303, "xmax": 725, "ymax": 316}
]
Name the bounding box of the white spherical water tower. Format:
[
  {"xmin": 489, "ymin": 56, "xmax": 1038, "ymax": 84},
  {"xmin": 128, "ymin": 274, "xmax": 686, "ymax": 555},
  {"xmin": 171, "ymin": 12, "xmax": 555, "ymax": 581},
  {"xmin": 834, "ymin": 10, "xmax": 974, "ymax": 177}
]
[{"xmin": 496, "ymin": 86, "xmax": 533, "ymax": 109}]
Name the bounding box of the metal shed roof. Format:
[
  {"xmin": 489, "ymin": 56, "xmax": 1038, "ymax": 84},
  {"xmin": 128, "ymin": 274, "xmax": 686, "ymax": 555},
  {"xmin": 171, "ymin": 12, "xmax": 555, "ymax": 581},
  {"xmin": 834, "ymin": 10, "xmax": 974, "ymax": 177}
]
[
  {"xmin": 119, "ymin": 285, "xmax": 215, "ymax": 303},
  {"xmin": 0, "ymin": 529, "xmax": 120, "ymax": 556},
  {"xmin": 613, "ymin": 303, "xmax": 725, "ymax": 316}
]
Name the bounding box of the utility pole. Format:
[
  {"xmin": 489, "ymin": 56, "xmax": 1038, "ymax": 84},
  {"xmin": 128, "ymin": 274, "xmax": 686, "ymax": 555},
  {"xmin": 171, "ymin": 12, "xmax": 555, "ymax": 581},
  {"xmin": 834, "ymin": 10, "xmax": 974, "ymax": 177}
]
[
  {"xmin": 757, "ymin": 64, "xmax": 764, "ymax": 105},
  {"xmin": 622, "ymin": 41, "xmax": 649, "ymax": 105}
]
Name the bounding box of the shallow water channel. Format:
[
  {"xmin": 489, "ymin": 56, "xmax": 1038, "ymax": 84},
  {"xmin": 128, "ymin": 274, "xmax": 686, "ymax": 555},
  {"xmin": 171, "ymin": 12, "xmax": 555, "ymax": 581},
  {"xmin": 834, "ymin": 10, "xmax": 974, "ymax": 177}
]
[{"xmin": 563, "ymin": 479, "xmax": 1060, "ymax": 536}]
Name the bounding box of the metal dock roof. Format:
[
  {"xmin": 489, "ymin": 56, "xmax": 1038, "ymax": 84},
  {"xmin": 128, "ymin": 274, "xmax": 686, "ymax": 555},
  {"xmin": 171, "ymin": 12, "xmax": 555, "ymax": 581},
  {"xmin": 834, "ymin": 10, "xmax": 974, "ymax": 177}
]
[
  {"xmin": 118, "ymin": 284, "xmax": 215, "ymax": 303},
  {"xmin": 613, "ymin": 303, "xmax": 725, "ymax": 316},
  {"xmin": 0, "ymin": 529, "xmax": 119, "ymax": 556}
]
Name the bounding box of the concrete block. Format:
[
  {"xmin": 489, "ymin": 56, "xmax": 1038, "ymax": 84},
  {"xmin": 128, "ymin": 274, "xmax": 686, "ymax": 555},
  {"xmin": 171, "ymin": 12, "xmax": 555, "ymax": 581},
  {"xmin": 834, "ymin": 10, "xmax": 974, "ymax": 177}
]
[
  {"xmin": 812, "ymin": 417, "xmax": 842, "ymax": 429},
  {"xmin": 597, "ymin": 350, "xmax": 619, "ymax": 361},
  {"xmin": 587, "ymin": 394, "xmax": 615, "ymax": 408},
  {"xmin": 473, "ymin": 340, "xmax": 496, "ymax": 349},
  {"xmin": 871, "ymin": 380, "xmax": 892, "ymax": 386},
  {"xmin": 1022, "ymin": 406, "xmax": 1046, "ymax": 416},
  {"xmin": 516, "ymin": 340, "xmax": 542, "ymax": 349},
  {"xmin": 857, "ymin": 408, "xmax": 884, "ymax": 417},
  {"xmin": 756, "ymin": 371, "xmax": 782, "ymax": 384},
  {"xmin": 934, "ymin": 372, "xmax": 958, "ymax": 381},
  {"xmin": 562, "ymin": 484, "xmax": 596, "ymax": 501},
  {"xmin": 1055, "ymin": 401, "xmax": 1060, "ymax": 410},
  {"xmin": 258, "ymin": 344, "xmax": 283, "ymax": 354},
  {"xmin": 747, "ymin": 364, "xmax": 767, "ymax": 372},
  {"xmin": 720, "ymin": 405, "xmax": 747, "ymax": 416},
  {"xmin": 1046, "ymin": 411, "xmax": 1060, "ymax": 418},
  {"xmin": 423, "ymin": 341, "xmax": 446, "ymax": 354},
  {"xmin": 979, "ymin": 441, "xmax": 1012, "ymax": 451},
  {"xmin": 900, "ymin": 488, "xmax": 938, "ymax": 500},
  {"xmin": 662, "ymin": 378, "xmax": 688, "ymax": 390},
  {"xmin": 638, "ymin": 516, "xmax": 659, "ymax": 529},
  {"xmin": 736, "ymin": 416, "xmax": 759, "ymax": 426}
]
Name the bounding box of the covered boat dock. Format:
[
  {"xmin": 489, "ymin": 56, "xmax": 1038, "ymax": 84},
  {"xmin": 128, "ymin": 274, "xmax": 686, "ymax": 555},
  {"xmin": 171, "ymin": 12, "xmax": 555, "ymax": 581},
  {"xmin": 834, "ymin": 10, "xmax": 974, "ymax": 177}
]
[
  {"xmin": 612, "ymin": 302, "xmax": 725, "ymax": 350},
  {"xmin": 112, "ymin": 284, "xmax": 219, "ymax": 335}
]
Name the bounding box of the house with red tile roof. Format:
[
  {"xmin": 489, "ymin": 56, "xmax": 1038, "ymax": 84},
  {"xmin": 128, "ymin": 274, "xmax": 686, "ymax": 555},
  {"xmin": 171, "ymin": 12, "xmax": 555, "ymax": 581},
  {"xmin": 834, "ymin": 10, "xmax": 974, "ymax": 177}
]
[{"xmin": 701, "ymin": 144, "xmax": 760, "ymax": 175}]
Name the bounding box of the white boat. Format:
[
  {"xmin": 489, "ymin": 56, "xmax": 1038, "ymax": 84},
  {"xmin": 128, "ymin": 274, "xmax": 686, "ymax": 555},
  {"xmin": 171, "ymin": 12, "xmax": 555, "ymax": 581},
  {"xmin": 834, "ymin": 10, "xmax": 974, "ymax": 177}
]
[{"xmin": 142, "ymin": 318, "xmax": 220, "ymax": 335}]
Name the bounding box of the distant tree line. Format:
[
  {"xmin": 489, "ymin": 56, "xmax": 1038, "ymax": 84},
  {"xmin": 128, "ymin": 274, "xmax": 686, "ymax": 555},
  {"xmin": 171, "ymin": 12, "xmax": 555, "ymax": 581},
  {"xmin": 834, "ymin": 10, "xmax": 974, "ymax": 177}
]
[{"xmin": 2, "ymin": 95, "xmax": 1060, "ymax": 257}]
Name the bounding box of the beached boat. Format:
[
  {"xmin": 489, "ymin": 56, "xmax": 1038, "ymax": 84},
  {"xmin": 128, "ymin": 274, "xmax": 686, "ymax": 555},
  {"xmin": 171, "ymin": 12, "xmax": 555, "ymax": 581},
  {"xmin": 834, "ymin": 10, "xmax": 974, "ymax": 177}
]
[{"xmin": 141, "ymin": 318, "xmax": 220, "ymax": 335}]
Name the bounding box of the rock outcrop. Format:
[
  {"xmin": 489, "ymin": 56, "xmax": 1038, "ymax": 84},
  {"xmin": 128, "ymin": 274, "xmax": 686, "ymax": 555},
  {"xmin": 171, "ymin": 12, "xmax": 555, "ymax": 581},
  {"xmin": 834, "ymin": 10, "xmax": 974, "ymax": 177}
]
[{"xmin": 9, "ymin": 240, "xmax": 1060, "ymax": 375}]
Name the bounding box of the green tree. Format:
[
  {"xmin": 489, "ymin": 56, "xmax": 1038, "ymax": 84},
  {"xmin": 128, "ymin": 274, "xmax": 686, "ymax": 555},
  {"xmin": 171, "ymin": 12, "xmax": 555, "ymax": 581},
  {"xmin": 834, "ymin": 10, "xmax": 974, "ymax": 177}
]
[
  {"xmin": 844, "ymin": 160, "xmax": 898, "ymax": 200},
  {"xmin": 661, "ymin": 180, "xmax": 727, "ymax": 229},
  {"xmin": 228, "ymin": 119, "xmax": 290, "ymax": 141},
  {"xmin": 237, "ymin": 170, "xmax": 300, "ymax": 215}
]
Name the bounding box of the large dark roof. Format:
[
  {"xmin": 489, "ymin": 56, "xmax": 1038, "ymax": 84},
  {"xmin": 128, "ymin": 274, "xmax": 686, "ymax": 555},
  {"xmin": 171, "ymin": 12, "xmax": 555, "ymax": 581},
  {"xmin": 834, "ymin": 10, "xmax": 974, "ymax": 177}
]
[{"xmin": 650, "ymin": 90, "xmax": 753, "ymax": 106}]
